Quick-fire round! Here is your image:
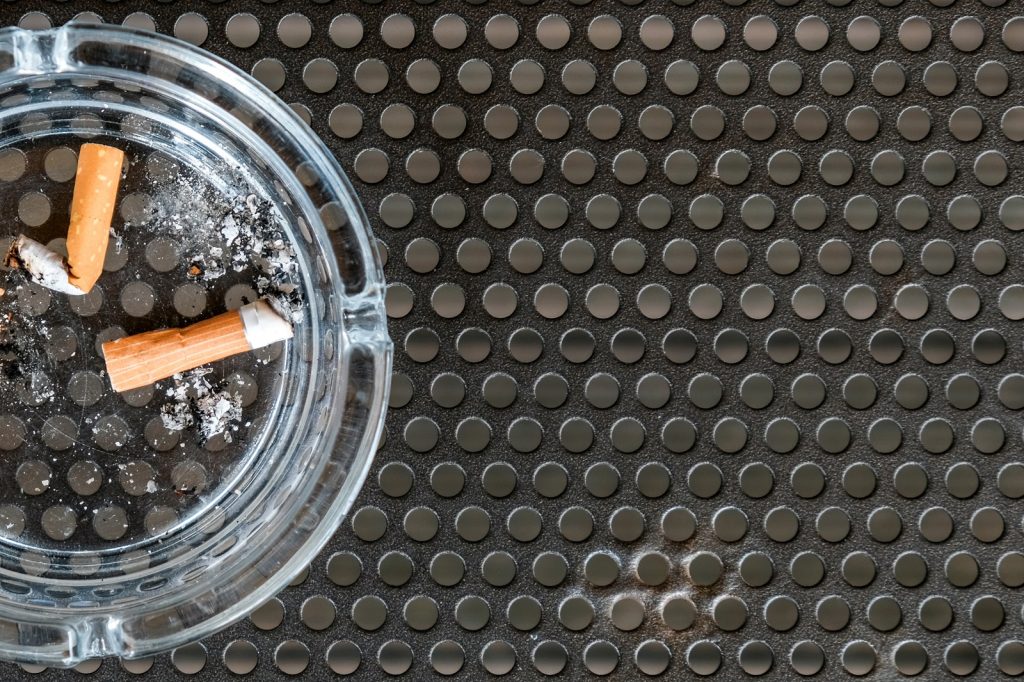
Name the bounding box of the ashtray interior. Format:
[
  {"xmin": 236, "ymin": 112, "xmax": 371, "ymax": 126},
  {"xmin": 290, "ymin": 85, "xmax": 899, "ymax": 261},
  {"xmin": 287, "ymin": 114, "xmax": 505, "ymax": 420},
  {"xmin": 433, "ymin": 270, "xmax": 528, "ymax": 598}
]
[{"xmin": 0, "ymin": 131, "xmax": 290, "ymax": 556}]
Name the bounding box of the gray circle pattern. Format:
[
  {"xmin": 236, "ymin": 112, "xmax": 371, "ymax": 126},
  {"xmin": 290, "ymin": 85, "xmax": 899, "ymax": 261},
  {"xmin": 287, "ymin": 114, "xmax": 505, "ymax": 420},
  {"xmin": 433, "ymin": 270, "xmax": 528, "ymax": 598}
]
[{"xmin": 12, "ymin": 2, "xmax": 1024, "ymax": 679}]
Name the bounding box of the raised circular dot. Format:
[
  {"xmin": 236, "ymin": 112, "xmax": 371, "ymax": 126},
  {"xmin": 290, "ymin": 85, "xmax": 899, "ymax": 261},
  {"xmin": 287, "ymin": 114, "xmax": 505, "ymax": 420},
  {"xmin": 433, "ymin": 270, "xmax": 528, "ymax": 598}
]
[
  {"xmin": 688, "ymin": 284, "xmax": 723, "ymax": 319},
  {"xmin": 841, "ymin": 641, "xmax": 876, "ymax": 677},
  {"xmin": 973, "ymin": 149, "xmax": 1008, "ymax": 187},
  {"xmin": 634, "ymin": 639, "xmax": 670, "ymax": 674},
  {"xmin": 328, "ymin": 103, "xmax": 363, "ymax": 139},
  {"xmin": 795, "ymin": 16, "xmax": 829, "ymax": 51},
  {"xmin": 819, "ymin": 239, "xmax": 852, "ymax": 274},
  {"xmin": 847, "ymin": 105, "xmax": 880, "ymax": 140},
  {"xmin": 790, "ymin": 641, "xmax": 825, "ymax": 676},
  {"xmin": 971, "ymin": 418, "xmax": 1005, "ymax": 453},
  {"xmin": 997, "ymin": 641, "xmax": 1024, "ymax": 676},
  {"xmin": 871, "ymin": 60, "xmax": 906, "ymax": 96},
  {"xmin": 921, "ymin": 508, "xmax": 955, "ymax": 545},
  {"xmin": 893, "ymin": 463, "xmax": 928, "ymax": 500},
  {"xmin": 43, "ymin": 413, "xmax": 77, "ymax": 450},
  {"xmin": 845, "ymin": 15, "xmax": 879, "ymax": 51},
  {"xmin": 949, "ymin": 106, "xmax": 983, "ymax": 142},
  {"xmin": 896, "ymin": 15, "xmax": 932, "ymax": 50},
  {"xmin": 636, "ymin": 552, "xmax": 671, "ymax": 587},
  {"xmin": 820, "ymin": 60, "xmax": 855, "ymax": 96},
  {"xmin": 969, "ymin": 595, "xmax": 1005, "ymax": 632},
  {"xmin": 793, "ymin": 194, "xmax": 828, "ymax": 230},
  {"xmin": 816, "ymin": 507, "xmax": 850, "ymax": 542},
  {"xmin": 944, "ymin": 641, "xmax": 979, "ymax": 677},
  {"xmin": 892, "ymin": 552, "xmax": 927, "ymax": 589},
  {"xmin": 919, "ymin": 595, "xmax": 953, "ymax": 631},
  {"xmin": 92, "ymin": 506, "xmax": 128, "ymax": 541},
  {"xmin": 249, "ymin": 598, "xmax": 285, "ymax": 631},
  {"xmin": 41, "ymin": 147, "xmax": 76, "ymax": 184},
  {"xmin": 813, "ymin": 594, "xmax": 850, "ymax": 633},
  {"xmin": 301, "ymin": 58, "xmax": 337, "ymax": 94},
  {"xmin": 0, "ymin": 149, "xmax": 25, "ymax": 182},
  {"xmin": 768, "ymin": 150, "xmax": 803, "ymax": 185},
  {"xmin": 607, "ymin": 595, "xmax": 645, "ymax": 633},
  {"xmin": 582, "ymin": 552, "xmax": 619, "ymax": 588},
  {"xmin": 275, "ymin": 13, "xmax": 311, "ymax": 49},
  {"xmin": 839, "ymin": 464, "xmax": 876, "ymax": 502},
  {"xmin": 920, "ymin": 329, "xmax": 956, "ymax": 365},
  {"xmin": 174, "ymin": 13, "xmax": 208, "ymax": 46},
  {"xmin": 922, "ymin": 151, "xmax": 957, "ymax": 187},
  {"xmin": 870, "ymin": 507, "xmax": 904, "ymax": 543},
  {"xmin": 18, "ymin": 192, "xmax": 50, "ymax": 227},
  {"xmin": 426, "ymin": 104, "xmax": 465, "ymax": 140}
]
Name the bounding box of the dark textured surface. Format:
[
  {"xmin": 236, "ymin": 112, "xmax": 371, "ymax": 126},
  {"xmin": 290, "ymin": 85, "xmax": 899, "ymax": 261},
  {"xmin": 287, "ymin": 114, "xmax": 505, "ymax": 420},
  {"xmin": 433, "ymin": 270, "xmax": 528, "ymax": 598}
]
[{"xmin": 5, "ymin": 1, "xmax": 1024, "ymax": 678}]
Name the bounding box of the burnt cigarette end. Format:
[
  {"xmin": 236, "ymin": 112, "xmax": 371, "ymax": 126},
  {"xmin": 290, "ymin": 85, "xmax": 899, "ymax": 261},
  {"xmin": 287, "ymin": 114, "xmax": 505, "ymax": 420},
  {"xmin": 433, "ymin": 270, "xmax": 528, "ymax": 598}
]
[
  {"xmin": 5, "ymin": 235, "xmax": 83, "ymax": 296},
  {"xmin": 5, "ymin": 238, "xmax": 24, "ymax": 271}
]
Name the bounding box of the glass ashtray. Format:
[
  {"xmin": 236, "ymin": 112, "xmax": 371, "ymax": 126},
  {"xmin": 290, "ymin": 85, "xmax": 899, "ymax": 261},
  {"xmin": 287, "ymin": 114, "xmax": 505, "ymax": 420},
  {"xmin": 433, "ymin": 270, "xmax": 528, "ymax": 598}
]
[{"xmin": 0, "ymin": 25, "xmax": 390, "ymax": 665}]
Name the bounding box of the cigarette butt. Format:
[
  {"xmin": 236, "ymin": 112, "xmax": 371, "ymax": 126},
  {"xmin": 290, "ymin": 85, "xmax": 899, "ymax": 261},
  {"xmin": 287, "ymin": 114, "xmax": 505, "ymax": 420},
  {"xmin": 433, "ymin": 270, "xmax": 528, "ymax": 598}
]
[
  {"xmin": 102, "ymin": 299, "xmax": 293, "ymax": 393},
  {"xmin": 5, "ymin": 235, "xmax": 83, "ymax": 295},
  {"xmin": 66, "ymin": 143, "xmax": 125, "ymax": 293}
]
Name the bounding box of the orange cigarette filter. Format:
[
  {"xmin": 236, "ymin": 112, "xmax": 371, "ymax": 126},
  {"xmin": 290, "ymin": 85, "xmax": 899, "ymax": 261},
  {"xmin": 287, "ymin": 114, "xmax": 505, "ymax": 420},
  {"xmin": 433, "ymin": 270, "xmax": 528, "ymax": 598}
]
[
  {"xmin": 66, "ymin": 143, "xmax": 125, "ymax": 293},
  {"xmin": 102, "ymin": 300, "xmax": 293, "ymax": 393}
]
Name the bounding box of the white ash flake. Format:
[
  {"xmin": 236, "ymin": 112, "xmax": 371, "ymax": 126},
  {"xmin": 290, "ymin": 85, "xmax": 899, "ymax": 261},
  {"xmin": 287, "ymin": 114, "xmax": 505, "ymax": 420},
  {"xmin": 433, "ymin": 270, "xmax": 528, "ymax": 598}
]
[
  {"xmin": 160, "ymin": 368, "xmax": 243, "ymax": 443},
  {"xmin": 221, "ymin": 214, "xmax": 240, "ymax": 246}
]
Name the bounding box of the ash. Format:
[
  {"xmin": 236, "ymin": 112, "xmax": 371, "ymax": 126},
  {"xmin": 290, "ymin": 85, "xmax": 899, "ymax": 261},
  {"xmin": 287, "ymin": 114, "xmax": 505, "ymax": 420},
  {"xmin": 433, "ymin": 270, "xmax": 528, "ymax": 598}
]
[
  {"xmin": 220, "ymin": 193, "xmax": 303, "ymax": 323},
  {"xmin": 0, "ymin": 288, "xmax": 56, "ymax": 404},
  {"xmin": 156, "ymin": 171, "xmax": 304, "ymax": 324},
  {"xmin": 0, "ymin": 309, "xmax": 38, "ymax": 383},
  {"xmin": 160, "ymin": 369, "xmax": 243, "ymax": 443}
]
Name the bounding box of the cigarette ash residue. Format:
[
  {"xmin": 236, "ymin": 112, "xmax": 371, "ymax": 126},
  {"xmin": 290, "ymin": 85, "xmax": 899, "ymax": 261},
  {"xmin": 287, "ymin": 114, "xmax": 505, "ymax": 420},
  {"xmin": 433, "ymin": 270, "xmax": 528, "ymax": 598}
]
[
  {"xmin": 0, "ymin": 309, "xmax": 40, "ymax": 382},
  {"xmin": 160, "ymin": 368, "xmax": 243, "ymax": 443},
  {"xmin": 0, "ymin": 297, "xmax": 56, "ymax": 404},
  {"xmin": 154, "ymin": 171, "xmax": 304, "ymax": 324}
]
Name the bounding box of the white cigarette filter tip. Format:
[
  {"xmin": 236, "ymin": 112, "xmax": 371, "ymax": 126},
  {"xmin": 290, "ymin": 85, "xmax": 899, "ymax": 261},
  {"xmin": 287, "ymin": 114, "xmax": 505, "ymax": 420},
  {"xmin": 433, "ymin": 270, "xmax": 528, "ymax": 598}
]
[
  {"xmin": 239, "ymin": 299, "xmax": 294, "ymax": 349},
  {"xmin": 7, "ymin": 235, "xmax": 84, "ymax": 296}
]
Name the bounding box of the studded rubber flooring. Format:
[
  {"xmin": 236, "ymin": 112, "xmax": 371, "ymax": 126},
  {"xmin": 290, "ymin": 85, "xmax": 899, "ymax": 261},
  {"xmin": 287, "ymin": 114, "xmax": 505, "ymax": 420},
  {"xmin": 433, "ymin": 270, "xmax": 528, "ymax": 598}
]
[{"xmin": 8, "ymin": 1, "xmax": 1024, "ymax": 679}]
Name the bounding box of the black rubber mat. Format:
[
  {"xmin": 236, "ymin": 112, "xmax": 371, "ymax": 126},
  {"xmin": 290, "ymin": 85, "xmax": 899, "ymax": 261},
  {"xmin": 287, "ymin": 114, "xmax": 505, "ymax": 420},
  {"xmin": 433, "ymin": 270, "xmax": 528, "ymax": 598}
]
[{"xmin": 4, "ymin": 1, "xmax": 1024, "ymax": 679}]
